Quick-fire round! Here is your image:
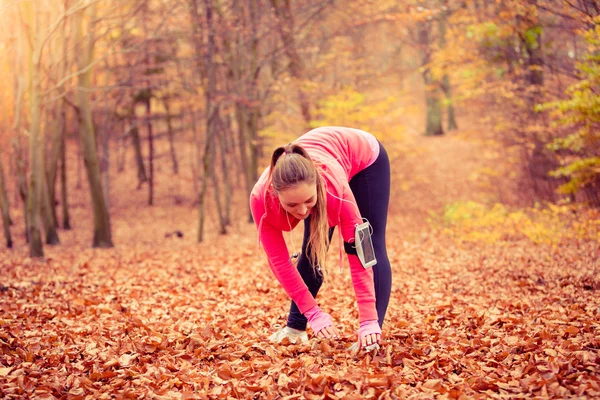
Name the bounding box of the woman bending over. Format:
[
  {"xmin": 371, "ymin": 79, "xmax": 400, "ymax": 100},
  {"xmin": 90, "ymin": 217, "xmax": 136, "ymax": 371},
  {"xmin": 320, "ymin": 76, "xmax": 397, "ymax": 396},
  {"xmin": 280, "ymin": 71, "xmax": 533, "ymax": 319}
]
[{"xmin": 250, "ymin": 126, "xmax": 392, "ymax": 349}]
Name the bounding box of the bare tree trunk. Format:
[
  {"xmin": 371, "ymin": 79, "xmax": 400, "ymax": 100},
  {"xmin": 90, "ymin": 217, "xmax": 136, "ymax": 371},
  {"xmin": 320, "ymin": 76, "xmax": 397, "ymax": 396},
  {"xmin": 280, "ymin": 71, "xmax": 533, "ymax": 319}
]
[
  {"xmin": 76, "ymin": 137, "xmax": 83, "ymax": 189},
  {"xmin": 141, "ymin": 2, "xmax": 154, "ymax": 206},
  {"xmin": 525, "ymin": 0, "xmax": 544, "ymax": 87},
  {"xmin": 165, "ymin": 100, "xmax": 179, "ymax": 174},
  {"xmin": 0, "ymin": 158, "xmax": 13, "ymax": 248},
  {"xmin": 198, "ymin": 126, "xmax": 213, "ymax": 242},
  {"xmin": 40, "ymin": 165, "xmax": 60, "ymax": 245},
  {"xmin": 130, "ymin": 123, "xmax": 147, "ymax": 188},
  {"xmin": 46, "ymin": 107, "xmax": 63, "ymax": 226},
  {"xmin": 519, "ymin": 0, "xmax": 547, "ymax": 203},
  {"xmin": 13, "ymin": 141, "xmax": 29, "ymax": 241},
  {"xmin": 247, "ymin": 109, "xmax": 260, "ymax": 194},
  {"xmin": 46, "ymin": 0, "xmax": 69, "ymax": 228},
  {"xmin": 189, "ymin": 1, "xmax": 205, "ymax": 204},
  {"xmin": 197, "ymin": 0, "xmax": 218, "ymax": 242},
  {"xmin": 438, "ymin": 9, "xmax": 457, "ymax": 131},
  {"xmin": 441, "ymin": 75, "xmax": 457, "ymax": 131},
  {"xmin": 189, "ymin": 109, "xmax": 200, "ymax": 197},
  {"xmin": 117, "ymin": 120, "xmax": 127, "ymax": 172},
  {"xmin": 25, "ymin": 89, "xmax": 44, "ymax": 254},
  {"xmin": 221, "ymin": 1, "xmax": 245, "ymax": 190},
  {"xmin": 235, "ymin": 108, "xmax": 250, "ymax": 195},
  {"xmin": 230, "ymin": 0, "xmax": 260, "ymax": 223},
  {"xmin": 75, "ymin": 0, "xmax": 113, "ymax": 248},
  {"xmin": 0, "ymin": 50, "xmax": 14, "ymax": 248},
  {"xmin": 145, "ymin": 97, "xmax": 154, "ymax": 206},
  {"xmin": 211, "ymin": 128, "xmax": 227, "ymax": 235},
  {"xmin": 12, "ymin": 23, "xmax": 29, "ymax": 242},
  {"xmin": 423, "ymin": 71, "xmax": 444, "ymax": 136},
  {"xmin": 418, "ymin": 21, "xmax": 444, "ymax": 136},
  {"xmin": 60, "ymin": 116, "xmax": 71, "ymax": 230},
  {"xmin": 102, "ymin": 111, "xmax": 110, "ymax": 210},
  {"xmin": 234, "ymin": 94, "xmax": 261, "ymax": 221},
  {"xmin": 218, "ymin": 116, "xmax": 232, "ymax": 225},
  {"xmin": 23, "ymin": 1, "xmax": 45, "ymax": 257}
]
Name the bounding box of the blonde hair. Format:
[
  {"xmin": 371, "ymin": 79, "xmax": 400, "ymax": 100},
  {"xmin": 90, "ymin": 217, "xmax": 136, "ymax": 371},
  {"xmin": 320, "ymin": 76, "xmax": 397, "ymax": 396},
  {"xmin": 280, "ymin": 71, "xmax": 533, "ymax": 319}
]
[{"xmin": 269, "ymin": 143, "xmax": 329, "ymax": 273}]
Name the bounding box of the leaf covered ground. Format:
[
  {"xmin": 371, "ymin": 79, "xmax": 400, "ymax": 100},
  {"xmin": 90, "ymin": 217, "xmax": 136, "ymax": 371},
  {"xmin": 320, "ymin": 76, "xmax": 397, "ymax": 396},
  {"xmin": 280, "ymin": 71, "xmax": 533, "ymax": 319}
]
[{"xmin": 1, "ymin": 134, "xmax": 599, "ymax": 399}]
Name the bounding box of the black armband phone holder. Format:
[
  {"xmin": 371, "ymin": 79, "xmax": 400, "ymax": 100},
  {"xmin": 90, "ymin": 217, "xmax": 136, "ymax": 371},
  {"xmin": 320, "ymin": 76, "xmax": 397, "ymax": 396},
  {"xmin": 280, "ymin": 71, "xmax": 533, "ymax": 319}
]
[
  {"xmin": 345, "ymin": 222, "xmax": 377, "ymax": 269},
  {"xmin": 344, "ymin": 241, "xmax": 357, "ymax": 255}
]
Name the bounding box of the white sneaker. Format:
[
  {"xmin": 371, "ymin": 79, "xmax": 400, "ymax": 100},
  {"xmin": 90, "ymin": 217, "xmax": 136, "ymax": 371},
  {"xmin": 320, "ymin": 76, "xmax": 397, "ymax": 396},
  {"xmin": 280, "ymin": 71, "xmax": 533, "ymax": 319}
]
[{"xmin": 269, "ymin": 326, "xmax": 309, "ymax": 344}]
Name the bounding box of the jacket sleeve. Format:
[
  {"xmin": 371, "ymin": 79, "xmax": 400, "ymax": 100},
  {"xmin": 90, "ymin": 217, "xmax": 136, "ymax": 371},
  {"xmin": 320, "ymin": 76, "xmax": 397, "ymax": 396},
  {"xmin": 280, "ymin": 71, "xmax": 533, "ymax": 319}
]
[
  {"xmin": 336, "ymin": 185, "xmax": 379, "ymax": 322},
  {"xmin": 250, "ymin": 193, "xmax": 318, "ymax": 314}
]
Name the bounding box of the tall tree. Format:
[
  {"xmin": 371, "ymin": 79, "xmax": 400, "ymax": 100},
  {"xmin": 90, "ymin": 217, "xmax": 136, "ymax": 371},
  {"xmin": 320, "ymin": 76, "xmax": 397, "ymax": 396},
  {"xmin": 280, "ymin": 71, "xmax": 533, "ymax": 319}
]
[
  {"xmin": 22, "ymin": 0, "xmax": 45, "ymax": 257},
  {"xmin": 211, "ymin": 126, "xmax": 228, "ymax": 235},
  {"xmin": 143, "ymin": 91, "xmax": 154, "ymax": 206},
  {"xmin": 227, "ymin": 0, "xmax": 261, "ymax": 222},
  {"xmin": 0, "ymin": 18, "xmax": 14, "ymax": 249},
  {"xmin": 418, "ymin": 19, "xmax": 444, "ymax": 136},
  {"xmin": 521, "ymin": 0, "xmax": 544, "ymax": 88},
  {"xmin": 46, "ymin": 106, "xmax": 64, "ymax": 226},
  {"xmin": 39, "ymin": 158, "xmax": 60, "ymax": 245},
  {"xmin": 164, "ymin": 99, "xmax": 179, "ymax": 174},
  {"xmin": 196, "ymin": 0, "xmax": 219, "ymax": 242},
  {"xmin": 60, "ymin": 117, "xmax": 71, "ymax": 230},
  {"xmin": 130, "ymin": 120, "xmax": 148, "ymax": 189},
  {"xmin": 12, "ymin": 13, "xmax": 30, "ymax": 242},
  {"xmin": 141, "ymin": 2, "xmax": 155, "ymax": 206},
  {"xmin": 438, "ymin": 5, "xmax": 457, "ymax": 131},
  {"xmin": 45, "ymin": 0, "xmax": 70, "ymax": 228},
  {"xmin": 0, "ymin": 157, "xmax": 12, "ymax": 248},
  {"xmin": 74, "ymin": 0, "xmax": 113, "ymax": 248},
  {"xmin": 217, "ymin": 116, "xmax": 232, "ymax": 226}
]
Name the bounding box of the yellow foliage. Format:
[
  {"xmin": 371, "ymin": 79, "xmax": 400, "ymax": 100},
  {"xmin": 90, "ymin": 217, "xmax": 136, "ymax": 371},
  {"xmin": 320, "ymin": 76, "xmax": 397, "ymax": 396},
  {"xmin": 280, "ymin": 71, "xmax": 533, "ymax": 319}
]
[
  {"xmin": 431, "ymin": 201, "xmax": 599, "ymax": 245},
  {"xmin": 309, "ymin": 86, "xmax": 401, "ymax": 142}
]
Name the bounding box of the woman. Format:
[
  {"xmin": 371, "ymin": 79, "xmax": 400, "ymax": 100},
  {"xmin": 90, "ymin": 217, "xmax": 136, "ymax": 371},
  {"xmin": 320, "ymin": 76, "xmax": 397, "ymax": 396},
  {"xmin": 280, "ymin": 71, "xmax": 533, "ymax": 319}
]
[{"xmin": 250, "ymin": 126, "xmax": 392, "ymax": 349}]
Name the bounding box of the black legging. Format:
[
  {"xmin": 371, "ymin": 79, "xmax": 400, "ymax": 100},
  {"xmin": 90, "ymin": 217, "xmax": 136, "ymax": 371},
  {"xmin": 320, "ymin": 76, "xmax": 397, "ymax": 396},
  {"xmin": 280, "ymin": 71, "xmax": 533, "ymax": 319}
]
[{"xmin": 287, "ymin": 142, "xmax": 392, "ymax": 330}]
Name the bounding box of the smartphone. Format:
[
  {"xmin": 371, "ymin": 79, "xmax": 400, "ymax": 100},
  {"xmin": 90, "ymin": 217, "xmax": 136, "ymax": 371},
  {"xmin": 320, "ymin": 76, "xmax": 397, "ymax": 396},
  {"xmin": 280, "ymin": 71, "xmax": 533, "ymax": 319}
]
[{"xmin": 355, "ymin": 221, "xmax": 377, "ymax": 269}]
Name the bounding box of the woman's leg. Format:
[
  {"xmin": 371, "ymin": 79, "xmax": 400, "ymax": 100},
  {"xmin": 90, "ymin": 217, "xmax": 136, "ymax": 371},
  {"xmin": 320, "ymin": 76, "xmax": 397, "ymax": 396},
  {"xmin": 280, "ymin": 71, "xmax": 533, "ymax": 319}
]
[
  {"xmin": 348, "ymin": 142, "xmax": 392, "ymax": 327},
  {"xmin": 286, "ymin": 217, "xmax": 335, "ymax": 330}
]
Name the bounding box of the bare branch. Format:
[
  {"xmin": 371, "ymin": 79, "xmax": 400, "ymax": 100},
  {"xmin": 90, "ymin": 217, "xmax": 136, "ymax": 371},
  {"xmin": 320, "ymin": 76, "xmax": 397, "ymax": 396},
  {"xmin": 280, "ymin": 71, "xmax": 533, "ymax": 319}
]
[
  {"xmin": 563, "ymin": 0, "xmax": 597, "ymax": 23},
  {"xmin": 43, "ymin": 0, "xmax": 181, "ymax": 97},
  {"xmin": 36, "ymin": 0, "xmax": 104, "ymax": 66}
]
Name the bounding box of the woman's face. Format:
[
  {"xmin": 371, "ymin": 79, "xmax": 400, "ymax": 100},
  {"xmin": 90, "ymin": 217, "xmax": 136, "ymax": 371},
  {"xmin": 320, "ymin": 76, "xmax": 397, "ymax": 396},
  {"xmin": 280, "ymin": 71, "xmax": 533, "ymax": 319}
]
[{"xmin": 277, "ymin": 182, "xmax": 317, "ymax": 220}]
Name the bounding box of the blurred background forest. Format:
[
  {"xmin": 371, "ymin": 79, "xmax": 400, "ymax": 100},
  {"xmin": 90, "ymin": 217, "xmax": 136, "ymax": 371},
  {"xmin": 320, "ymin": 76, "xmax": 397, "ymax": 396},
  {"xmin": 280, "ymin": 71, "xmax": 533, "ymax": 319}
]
[{"xmin": 0, "ymin": 0, "xmax": 599, "ymax": 257}]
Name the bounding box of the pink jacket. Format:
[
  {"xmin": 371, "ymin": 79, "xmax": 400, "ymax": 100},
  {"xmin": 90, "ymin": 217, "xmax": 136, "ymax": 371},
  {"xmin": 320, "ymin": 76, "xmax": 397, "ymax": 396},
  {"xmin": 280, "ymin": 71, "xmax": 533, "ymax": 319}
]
[{"xmin": 250, "ymin": 127, "xmax": 380, "ymax": 323}]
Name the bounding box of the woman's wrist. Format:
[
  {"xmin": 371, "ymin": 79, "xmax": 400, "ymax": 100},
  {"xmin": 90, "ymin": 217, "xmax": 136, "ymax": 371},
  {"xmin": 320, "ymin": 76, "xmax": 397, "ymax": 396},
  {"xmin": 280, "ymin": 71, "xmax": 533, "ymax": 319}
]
[
  {"xmin": 358, "ymin": 320, "xmax": 381, "ymax": 337},
  {"xmin": 304, "ymin": 305, "xmax": 333, "ymax": 333}
]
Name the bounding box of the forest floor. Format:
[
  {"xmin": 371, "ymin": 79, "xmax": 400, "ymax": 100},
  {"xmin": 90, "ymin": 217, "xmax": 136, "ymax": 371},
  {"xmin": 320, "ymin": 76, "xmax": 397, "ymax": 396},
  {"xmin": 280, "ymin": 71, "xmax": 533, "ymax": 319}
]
[{"xmin": 1, "ymin": 128, "xmax": 599, "ymax": 399}]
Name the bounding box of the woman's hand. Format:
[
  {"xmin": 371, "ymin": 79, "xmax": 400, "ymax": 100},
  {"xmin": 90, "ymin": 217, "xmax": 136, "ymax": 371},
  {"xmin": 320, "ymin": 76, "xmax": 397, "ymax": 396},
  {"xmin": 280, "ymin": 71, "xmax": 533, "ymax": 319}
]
[
  {"xmin": 315, "ymin": 324, "xmax": 340, "ymax": 339},
  {"xmin": 361, "ymin": 332, "xmax": 381, "ymax": 348},
  {"xmin": 358, "ymin": 320, "xmax": 381, "ymax": 348},
  {"xmin": 304, "ymin": 305, "xmax": 339, "ymax": 339}
]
